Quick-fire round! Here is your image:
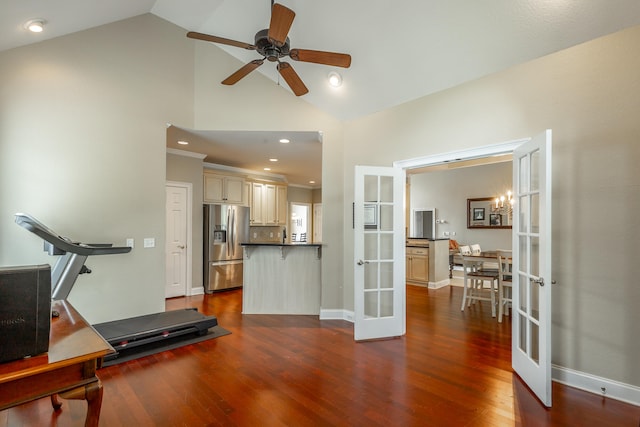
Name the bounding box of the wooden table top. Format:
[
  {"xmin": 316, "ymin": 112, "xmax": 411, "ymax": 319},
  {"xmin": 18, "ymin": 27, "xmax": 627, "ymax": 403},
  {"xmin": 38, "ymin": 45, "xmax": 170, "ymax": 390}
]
[{"xmin": 0, "ymin": 300, "xmax": 114, "ymax": 384}]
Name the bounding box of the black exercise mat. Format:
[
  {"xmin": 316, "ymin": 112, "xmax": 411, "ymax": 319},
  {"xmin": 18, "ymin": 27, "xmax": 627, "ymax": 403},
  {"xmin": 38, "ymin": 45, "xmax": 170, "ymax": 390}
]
[{"xmin": 101, "ymin": 325, "xmax": 231, "ymax": 367}]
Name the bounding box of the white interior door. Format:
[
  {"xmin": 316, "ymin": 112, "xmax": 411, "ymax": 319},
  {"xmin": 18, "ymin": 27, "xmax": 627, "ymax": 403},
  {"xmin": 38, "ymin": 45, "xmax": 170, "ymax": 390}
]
[
  {"xmin": 354, "ymin": 165, "xmax": 405, "ymax": 341},
  {"xmin": 512, "ymin": 129, "xmax": 553, "ymax": 406},
  {"xmin": 166, "ymin": 184, "xmax": 189, "ymax": 298}
]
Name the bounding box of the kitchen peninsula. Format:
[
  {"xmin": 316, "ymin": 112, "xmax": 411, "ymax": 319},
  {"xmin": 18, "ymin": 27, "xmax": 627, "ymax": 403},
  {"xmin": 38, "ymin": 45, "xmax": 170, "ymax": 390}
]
[{"xmin": 241, "ymin": 243, "xmax": 322, "ymax": 314}]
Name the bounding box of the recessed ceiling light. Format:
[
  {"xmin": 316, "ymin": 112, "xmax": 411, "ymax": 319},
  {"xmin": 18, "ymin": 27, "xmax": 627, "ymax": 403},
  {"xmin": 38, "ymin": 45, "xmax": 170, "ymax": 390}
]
[
  {"xmin": 328, "ymin": 72, "xmax": 342, "ymax": 88},
  {"xmin": 177, "ymin": 140, "xmax": 189, "ymax": 145},
  {"xmin": 279, "ymin": 138, "xmax": 290, "ymax": 143},
  {"xmin": 264, "ymin": 167, "xmax": 271, "ymax": 171},
  {"xmin": 25, "ymin": 19, "xmax": 45, "ymax": 33},
  {"xmin": 309, "ymin": 180, "xmax": 316, "ymax": 184},
  {"xmin": 269, "ymin": 158, "xmax": 278, "ymax": 162}
]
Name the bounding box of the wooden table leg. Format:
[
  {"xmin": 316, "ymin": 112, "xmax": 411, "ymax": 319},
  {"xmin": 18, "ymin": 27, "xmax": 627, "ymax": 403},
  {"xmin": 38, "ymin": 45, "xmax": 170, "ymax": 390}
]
[
  {"xmin": 50, "ymin": 394, "xmax": 62, "ymax": 410},
  {"xmin": 58, "ymin": 379, "xmax": 103, "ymax": 427}
]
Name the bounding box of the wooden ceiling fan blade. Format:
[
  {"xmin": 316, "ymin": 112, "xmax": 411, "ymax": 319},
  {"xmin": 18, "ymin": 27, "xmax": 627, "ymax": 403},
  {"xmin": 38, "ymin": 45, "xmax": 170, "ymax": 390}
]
[
  {"xmin": 277, "ymin": 62, "xmax": 308, "ymax": 96},
  {"xmin": 289, "ymin": 49, "xmax": 352, "ymax": 68},
  {"xmin": 268, "ymin": 4, "xmax": 295, "ymax": 47},
  {"xmin": 222, "ymin": 60, "xmax": 264, "ymax": 85},
  {"xmin": 187, "ymin": 31, "xmax": 256, "ymax": 50}
]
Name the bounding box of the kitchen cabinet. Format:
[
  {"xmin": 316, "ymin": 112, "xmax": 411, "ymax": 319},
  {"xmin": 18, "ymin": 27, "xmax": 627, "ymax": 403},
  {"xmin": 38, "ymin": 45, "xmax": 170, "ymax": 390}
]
[
  {"xmin": 276, "ymin": 185, "xmax": 287, "ymax": 225},
  {"xmin": 406, "ymin": 239, "xmax": 451, "ymax": 289},
  {"xmin": 250, "ymin": 182, "xmax": 265, "ymax": 225},
  {"xmin": 204, "ymin": 173, "xmax": 246, "ymax": 205},
  {"xmin": 249, "ymin": 182, "xmax": 287, "ymax": 226},
  {"xmin": 406, "ymin": 246, "xmax": 429, "ymax": 285}
]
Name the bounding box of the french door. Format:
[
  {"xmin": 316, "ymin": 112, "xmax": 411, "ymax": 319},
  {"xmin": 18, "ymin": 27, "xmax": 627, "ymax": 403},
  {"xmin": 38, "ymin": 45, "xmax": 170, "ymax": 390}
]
[
  {"xmin": 512, "ymin": 130, "xmax": 553, "ymax": 406},
  {"xmin": 353, "ymin": 165, "xmax": 405, "ymax": 341}
]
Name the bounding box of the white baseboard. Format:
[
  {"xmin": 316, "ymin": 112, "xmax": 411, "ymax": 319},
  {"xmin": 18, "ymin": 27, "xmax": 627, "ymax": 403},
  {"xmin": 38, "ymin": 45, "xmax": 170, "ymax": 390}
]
[
  {"xmin": 320, "ymin": 308, "xmax": 354, "ymax": 323},
  {"xmin": 189, "ymin": 286, "xmax": 205, "ymax": 296},
  {"xmin": 552, "ymin": 364, "xmax": 640, "ymax": 407},
  {"xmin": 428, "ymin": 279, "xmax": 450, "ymax": 289}
]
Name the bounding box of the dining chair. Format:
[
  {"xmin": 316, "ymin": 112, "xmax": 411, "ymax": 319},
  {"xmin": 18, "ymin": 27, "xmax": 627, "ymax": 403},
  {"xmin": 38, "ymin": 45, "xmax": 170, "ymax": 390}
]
[
  {"xmin": 459, "ymin": 245, "xmax": 472, "ymax": 256},
  {"xmin": 460, "ymin": 255, "xmax": 498, "ymax": 317},
  {"xmin": 469, "ymin": 243, "xmax": 499, "ymax": 274},
  {"xmin": 496, "ymin": 249, "xmax": 513, "ymax": 323}
]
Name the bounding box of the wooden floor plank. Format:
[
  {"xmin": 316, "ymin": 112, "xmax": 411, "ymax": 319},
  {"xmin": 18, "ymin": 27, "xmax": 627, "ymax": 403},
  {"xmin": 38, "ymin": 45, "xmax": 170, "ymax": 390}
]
[{"xmin": 1, "ymin": 285, "xmax": 638, "ymax": 426}]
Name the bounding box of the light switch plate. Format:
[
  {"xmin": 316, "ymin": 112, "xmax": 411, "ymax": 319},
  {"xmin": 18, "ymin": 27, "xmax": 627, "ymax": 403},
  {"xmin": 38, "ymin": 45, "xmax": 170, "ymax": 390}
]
[{"xmin": 143, "ymin": 238, "xmax": 155, "ymax": 248}]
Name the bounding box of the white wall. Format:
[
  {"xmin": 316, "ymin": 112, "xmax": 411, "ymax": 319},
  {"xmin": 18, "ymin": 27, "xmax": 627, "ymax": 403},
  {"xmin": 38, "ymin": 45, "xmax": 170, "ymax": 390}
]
[
  {"xmin": 0, "ymin": 15, "xmax": 194, "ymax": 323},
  {"xmin": 340, "ymin": 26, "xmax": 640, "ymax": 387}
]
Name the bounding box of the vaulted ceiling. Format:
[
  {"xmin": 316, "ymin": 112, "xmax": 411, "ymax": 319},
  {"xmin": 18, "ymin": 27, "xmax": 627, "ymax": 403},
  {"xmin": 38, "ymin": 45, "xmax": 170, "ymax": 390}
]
[{"xmin": 4, "ymin": 0, "xmax": 640, "ymax": 185}]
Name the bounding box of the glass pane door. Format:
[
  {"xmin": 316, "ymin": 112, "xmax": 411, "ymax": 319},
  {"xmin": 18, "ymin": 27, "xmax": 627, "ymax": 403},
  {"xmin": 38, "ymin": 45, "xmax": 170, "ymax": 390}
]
[{"xmin": 354, "ymin": 166, "xmax": 405, "ymax": 341}]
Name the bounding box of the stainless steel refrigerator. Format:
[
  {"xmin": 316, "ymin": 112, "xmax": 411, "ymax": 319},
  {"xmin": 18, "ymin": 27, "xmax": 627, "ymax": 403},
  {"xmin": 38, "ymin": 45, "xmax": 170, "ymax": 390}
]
[{"xmin": 203, "ymin": 204, "xmax": 250, "ymax": 293}]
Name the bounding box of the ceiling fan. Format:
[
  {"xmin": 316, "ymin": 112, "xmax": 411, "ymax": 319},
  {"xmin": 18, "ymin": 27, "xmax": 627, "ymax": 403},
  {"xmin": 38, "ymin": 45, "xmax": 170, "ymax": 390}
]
[{"xmin": 187, "ymin": 1, "xmax": 351, "ymax": 96}]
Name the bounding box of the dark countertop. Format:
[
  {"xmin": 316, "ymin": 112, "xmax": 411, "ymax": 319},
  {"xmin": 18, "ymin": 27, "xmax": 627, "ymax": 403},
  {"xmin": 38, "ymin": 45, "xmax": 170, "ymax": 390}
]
[
  {"xmin": 406, "ymin": 238, "xmax": 450, "ymax": 248},
  {"xmin": 241, "ymin": 242, "xmax": 322, "ymax": 247},
  {"xmin": 406, "ymin": 238, "xmax": 450, "ymax": 241}
]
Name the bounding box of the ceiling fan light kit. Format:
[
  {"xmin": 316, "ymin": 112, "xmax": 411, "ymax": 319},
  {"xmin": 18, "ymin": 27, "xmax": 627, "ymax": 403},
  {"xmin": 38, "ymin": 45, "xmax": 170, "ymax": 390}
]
[
  {"xmin": 328, "ymin": 72, "xmax": 343, "ymax": 87},
  {"xmin": 187, "ymin": 2, "xmax": 351, "ymax": 96}
]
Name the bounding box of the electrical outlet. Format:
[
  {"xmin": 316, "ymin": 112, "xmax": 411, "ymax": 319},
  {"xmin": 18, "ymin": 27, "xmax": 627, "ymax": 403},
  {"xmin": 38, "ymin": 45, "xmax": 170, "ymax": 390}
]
[
  {"xmin": 253, "ymin": 232, "xmax": 257, "ymax": 238},
  {"xmin": 269, "ymin": 232, "xmax": 273, "ymax": 238},
  {"xmin": 143, "ymin": 238, "xmax": 155, "ymax": 248},
  {"xmin": 452, "ymin": 231, "xmax": 456, "ymax": 236},
  {"xmin": 444, "ymin": 231, "xmax": 450, "ymax": 236},
  {"xmin": 126, "ymin": 238, "xmax": 134, "ymax": 248}
]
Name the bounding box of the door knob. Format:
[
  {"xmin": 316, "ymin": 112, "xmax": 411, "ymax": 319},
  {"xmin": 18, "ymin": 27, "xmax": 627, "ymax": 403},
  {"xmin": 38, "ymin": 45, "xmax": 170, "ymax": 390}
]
[
  {"xmin": 357, "ymin": 260, "xmax": 369, "ymax": 265},
  {"xmin": 178, "ymin": 245, "xmax": 185, "ymax": 249},
  {"xmin": 531, "ymin": 277, "xmax": 545, "ymax": 286}
]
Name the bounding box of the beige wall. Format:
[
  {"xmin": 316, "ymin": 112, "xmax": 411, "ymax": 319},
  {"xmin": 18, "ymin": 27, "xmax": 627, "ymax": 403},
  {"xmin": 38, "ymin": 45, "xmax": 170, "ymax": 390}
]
[
  {"xmin": 341, "ymin": 26, "xmax": 640, "ymax": 386},
  {"xmin": 287, "ymin": 186, "xmax": 313, "ymax": 203},
  {"xmin": 410, "ymin": 162, "xmax": 513, "ymax": 249},
  {"xmin": 0, "ymin": 15, "xmax": 194, "ymax": 323}
]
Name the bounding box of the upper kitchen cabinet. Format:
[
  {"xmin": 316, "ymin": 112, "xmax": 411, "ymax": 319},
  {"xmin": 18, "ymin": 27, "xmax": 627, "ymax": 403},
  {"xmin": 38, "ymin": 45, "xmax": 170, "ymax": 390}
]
[
  {"xmin": 204, "ymin": 172, "xmax": 247, "ymax": 205},
  {"xmin": 250, "ymin": 182, "xmax": 287, "ymax": 226}
]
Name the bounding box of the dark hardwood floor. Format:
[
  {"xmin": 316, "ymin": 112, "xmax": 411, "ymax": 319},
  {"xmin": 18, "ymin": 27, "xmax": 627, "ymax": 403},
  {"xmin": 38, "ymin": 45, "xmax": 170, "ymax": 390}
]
[{"xmin": 2, "ymin": 285, "xmax": 639, "ymax": 426}]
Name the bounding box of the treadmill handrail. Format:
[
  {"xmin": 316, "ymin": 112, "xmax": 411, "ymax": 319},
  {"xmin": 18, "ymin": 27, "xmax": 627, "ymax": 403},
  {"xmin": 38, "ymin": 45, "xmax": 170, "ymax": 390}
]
[{"xmin": 15, "ymin": 213, "xmax": 132, "ymax": 256}]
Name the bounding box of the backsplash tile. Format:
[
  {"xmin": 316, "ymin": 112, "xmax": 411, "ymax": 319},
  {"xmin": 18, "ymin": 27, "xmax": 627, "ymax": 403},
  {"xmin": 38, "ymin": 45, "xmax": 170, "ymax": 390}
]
[{"xmin": 249, "ymin": 226, "xmax": 284, "ymax": 243}]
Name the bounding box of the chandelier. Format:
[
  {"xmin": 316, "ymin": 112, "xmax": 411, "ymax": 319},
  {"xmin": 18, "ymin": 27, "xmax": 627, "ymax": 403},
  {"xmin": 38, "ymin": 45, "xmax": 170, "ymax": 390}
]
[{"xmin": 491, "ymin": 191, "xmax": 513, "ymax": 220}]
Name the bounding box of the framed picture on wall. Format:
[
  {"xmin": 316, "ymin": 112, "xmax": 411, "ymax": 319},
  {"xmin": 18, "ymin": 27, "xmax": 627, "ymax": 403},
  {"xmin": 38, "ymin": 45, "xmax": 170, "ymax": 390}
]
[
  {"xmin": 473, "ymin": 208, "xmax": 485, "ymax": 221},
  {"xmin": 490, "ymin": 214, "xmax": 502, "ymax": 226}
]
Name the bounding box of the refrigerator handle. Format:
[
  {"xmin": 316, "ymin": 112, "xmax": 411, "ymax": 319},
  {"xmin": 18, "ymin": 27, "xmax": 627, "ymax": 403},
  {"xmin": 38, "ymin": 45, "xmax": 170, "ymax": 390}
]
[
  {"xmin": 230, "ymin": 208, "xmax": 236, "ymax": 257},
  {"xmin": 226, "ymin": 208, "xmax": 231, "ymax": 255}
]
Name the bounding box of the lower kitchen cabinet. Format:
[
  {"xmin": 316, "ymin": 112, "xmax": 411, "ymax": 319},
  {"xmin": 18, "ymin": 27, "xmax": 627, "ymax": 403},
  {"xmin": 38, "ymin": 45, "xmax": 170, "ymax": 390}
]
[{"xmin": 406, "ymin": 246, "xmax": 429, "ymax": 284}]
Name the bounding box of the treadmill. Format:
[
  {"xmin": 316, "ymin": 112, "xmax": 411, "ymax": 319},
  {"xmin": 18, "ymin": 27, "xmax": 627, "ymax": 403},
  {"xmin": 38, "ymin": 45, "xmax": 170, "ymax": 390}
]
[{"xmin": 15, "ymin": 213, "xmax": 219, "ymax": 363}]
